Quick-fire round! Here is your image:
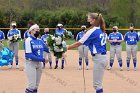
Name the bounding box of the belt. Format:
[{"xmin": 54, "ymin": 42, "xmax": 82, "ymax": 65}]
[
  {"xmin": 92, "ymin": 52, "xmax": 106, "ymax": 56},
  {"xmin": 127, "ymin": 44, "xmax": 137, "ymax": 45},
  {"xmin": 111, "ymin": 44, "xmax": 120, "ymax": 46}
]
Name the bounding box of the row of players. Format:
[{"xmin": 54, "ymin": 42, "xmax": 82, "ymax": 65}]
[{"xmin": 0, "ymin": 21, "xmax": 139, "ymax": 71}]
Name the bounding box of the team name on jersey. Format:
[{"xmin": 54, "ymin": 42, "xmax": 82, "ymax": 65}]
[
  {"xmin": 128, "ymin": 36, "xmax": 136, "ymax": 39},
  {"xmin": 32, "ymin": 45, "xmax": 43, "ymax": 49},
  {"xmin": 111, "ymin": 36, "xmax": 119, "ymax": 39}
]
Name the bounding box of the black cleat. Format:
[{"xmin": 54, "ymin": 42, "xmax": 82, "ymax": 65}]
[
  {"xmin": 61, "ymin": 65, "xmax": 64, "ymax": 69},
  {"xmin": 54, "ymin": 65, "xmax": 58, "ymax": 69}
]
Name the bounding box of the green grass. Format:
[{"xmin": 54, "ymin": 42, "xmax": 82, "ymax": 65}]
[{"xmin": 2, "ymin": 39, "xmax": 140, "ymax": 51}]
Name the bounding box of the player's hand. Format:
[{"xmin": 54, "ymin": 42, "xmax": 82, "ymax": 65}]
[{"xmin": 113, "ymin": 39, "xmax": 117, "ymax": 42}]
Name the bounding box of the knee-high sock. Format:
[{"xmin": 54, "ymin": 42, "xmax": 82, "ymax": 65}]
[
  {"xmin": 118, "ymin": 60, "xmax": 122, "ymax": 67},
  {"xmin": 127, "ymin": 60, "xmax": 130, "ymax": 68},
  {"xmin": 79, "ymin": 57, "xmax": 82, "ymax": 66},
  {"xmin": 110, "ymin": 59, "xmax": 114, "ymax": 67},
  {"xmin": 85, "ymin": 58, "xmax": 88, "ymax": 66},
  {"xmin": 96, "ymin": 88, "xmax": 103, "ymax": 93},
  {"xmin": 15, "ymin": 56, "xmax": 18, "ymax": 65},
  {"xmin": 49, "ymin": 61, "xmax": 52, "ymax": 67},
  {"xmin": 56, "ymin": 59, "xmax": 58, "ymax": 66},
  {"xmin": 25, "ymin": 88, "xmax": 34, "ymax": 93},
  {"xmin": 133, "ymin": 59, "xmax": 137, "ymax": 68},
  {"xmin": 62, "ymin": 59, "xmax": 64, "ymax": 66}
]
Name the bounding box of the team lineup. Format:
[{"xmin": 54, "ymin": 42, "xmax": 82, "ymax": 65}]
[{"xmin": 0, "ymin": 13, "xmax": 139, "ymax": 93}]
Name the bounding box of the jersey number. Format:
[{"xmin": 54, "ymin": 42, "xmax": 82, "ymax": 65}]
[
  {"xmin": 100, "ymin": 34, "xmax": 106, "ymax": 46},
  {"xmin": 37, "ymin": 50, "xmax": 41, "ymax": 55}
]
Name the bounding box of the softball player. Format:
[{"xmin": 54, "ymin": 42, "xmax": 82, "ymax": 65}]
[
  {"xmin": 76, "ymin": 25, "xmax": 89, "ymax": 70},
  {"xmin": 108, "ymin": 26, "xmax": 124, "ymax": 71},
  {"xmin": 7, "ymin": 21, "xmax": 21, "ymax": 69},
  {"xmin": 124, "ymin": 26, "xmax": 139, "ymax": 71},
  {"xmin": 0, "ymin": 30, "xmax": 5, "ymax": 42},
  {"xmin": 41, "ymin": 28, "xmax": 52, "ymax": 69},
  {"xmin": 24, "ymin": 24, "xmax": 49, "ymax": 93},
  {"xmin": 54, "ymin": 24, "xmax": 66, "ymax": 69},
  {"xmin": 67, "ymin": 13, "xmax": 107, "ymax": 93}
]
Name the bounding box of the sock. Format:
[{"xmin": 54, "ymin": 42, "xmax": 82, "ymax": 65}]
[
  {"xmin": 56, "ymin": 59, "xmax": 58, "ymax": 66},
  {"xmin": 133, "ymin": 59, "xmax": 137, "ymax": 68},
  {"xmin": 15, "ymin": 56, "xmax": 18, "ymax": 65},
  {"xmin": 96, "ymin": 88, "xmax": 103, "ymax": 93},
  {"xmin": 33, "ymin": 89, "xmax": 37, "ymax": 93},
  {"xmin": 127, "ymin": 60, "xmax": 130, "ymax": 68},
  {"xmin": 79, "ymin": 57, "xmax": 82, "ymax": 66},
  {"xmin": 25, "ymin": 88, "xmax": 33, "ymax": 93},
  {"xmin": 49, "ymin": 61, "xmax": 52, "ymax": 67},
  {"xmin": 43, "ymin": 62, "xmax": 45, "ymax": 67},
  {"xmin": 110, "ymin": 59, "xmax": 114, "ymax": 67},
  {"xmin": 85, "ymin": 58, "xmax": 88, "ymax": 66},
  {"xmin": 11, "ymin": 62, "xmax": 13, "ymax": 65},
  {"xmin": 62, "ymin": 59, "xmax": 64, "ymax": 67},
  {"xmin": 118, "ymin": 60, "xmax": 122, "ymax": 67}
]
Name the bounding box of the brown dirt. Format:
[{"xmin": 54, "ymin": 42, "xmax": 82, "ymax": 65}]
[{"xmin": 0, "ymin": 50, "xmax": 139, "ymax": 93}]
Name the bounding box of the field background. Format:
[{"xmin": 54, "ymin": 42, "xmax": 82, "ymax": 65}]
[
  {"xmin": 2, "ymin": 39, "xmax": 140, "ymax": 51},
  {"xmin": 0, "ymin": 50, "xmax": 140, "ymax": 93},
  {"xmin": 0, "ymin": 39, "xmax": 140, "ymax": 93}
]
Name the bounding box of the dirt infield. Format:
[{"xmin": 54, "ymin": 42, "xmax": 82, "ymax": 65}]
[{"xmin": 0, "ymin": 50, "xmax": 140, "ymax": 93}]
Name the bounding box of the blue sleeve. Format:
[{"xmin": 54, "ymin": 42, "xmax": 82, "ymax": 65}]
[
  {"xmin": 26, "ymin": 53, "xmax": 45, "ymax": 62},
  {"xmin": 24, "ymin": 31, "xmax": 27, "ymax": 39},
  {"xmin": 43, "ymin": 42, "xmax": 50, "ymax": 53},
  {"xmin": 18, "ymin": 30, "xmax": 21, "ymax": 38},
  {"xmin": 124, "ymin": 33, "xmax": 127, "ymax": 41},
  {"xmin": 136, "ymin": 33, "xmax": 139, "ymax": 41},
  {"xmin": 2, "ymin": 32, "xmax": 5, "ymax": 39},
  {"xmin": 76, "ymin": 33, "xmax": 79, "ymax": 41},
  {"xmin": 7, "ymin": 30, "xmax": 12, "ymax": 37},
  {"xmin": 55, "ymin": 29, "xmax": 57, "ymax": 34},
  {"xmin": 108, "ymin": 34, "xmax": 111, "ymax": 40}
]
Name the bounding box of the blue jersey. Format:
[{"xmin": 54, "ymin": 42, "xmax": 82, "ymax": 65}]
[
  {"xmin": 79, "ymin": 27, "xmax": 106, "ymax": 56},
  {"xmin": 76, "ymin": 31, "xmax": 85, "ymax": 41},
  {"xmin": 0, "ymin": 31, "xmax": 5, "ymax": 41},
  {"xmin": 41, "ymin": 34, "xmax": 49, "ymax": 43},
  {"xmin": 108, "ymin": 32, "xmax": 123, "ymax": 45},
  {"xmin": 7, "ymin": 29, "xmax": 21, "ymax": 38},
  {"xmin": 55, "ymin": 28, "xmax": 66, "ymax": 36},
  {"xmin": 124, "ymin": 31, "xmax": 139, "ymax": 45},
  {"xmin": 24, "ymin": 30, "xmax": 30, "ymax": 39},
  {"xmin": 24, "ymin": 36, "xmax": 49, "ymax": 62}
]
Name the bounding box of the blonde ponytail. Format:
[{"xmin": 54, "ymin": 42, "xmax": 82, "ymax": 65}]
[{"xmin": 88, "ymin": 13, "xmax": 106, "ymax": 32}]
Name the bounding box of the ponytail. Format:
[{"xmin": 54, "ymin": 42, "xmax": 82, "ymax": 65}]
[{"xmin": 88, "ymin": 13, "xmax": 106, "ymax": 32}]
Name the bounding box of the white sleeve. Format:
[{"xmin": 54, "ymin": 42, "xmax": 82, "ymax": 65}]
[
  {"xmin": 79, "ymin": 27, "xmax": 96, "ymax": 44},
  {"xmin": 25, "ymin": 38, "xmax": 32, "ymax": 53}
]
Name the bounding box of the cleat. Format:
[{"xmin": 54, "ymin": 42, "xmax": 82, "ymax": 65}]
[
  {"xmin": 54, "ymin": 65, "xmax": 58, "ymax": 69},
  {"xmin": 134, "ymin": 67, "xmax": 136, "ymax": 71},
  {"xmin": 61, "ymin": 65, "xmax": 64, "ymax": 69},
  {"xmin": 8, "ymin": 65, "xmax": 12, "ymax": 69},
  {"xmin": 86, "ymin": 66, "xmax": 89, "ymax": 70},
  {"xmin": 120, "ymin": 67, "xmax": 123, "ymax": 71},
  {"xmin": 79, "ymin": 66, "xmax": 82, "ymax": 70},
  {"xmin": 16, "ymin": 65, "xmax": 19, "ymax": 69},
  {"xmin": 127, "ymin": 67, "xmax": 130, "ymax": 71},
  {"xmin": 107, "ymin": 66, "xmax": 112, "ymax": 70}
]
